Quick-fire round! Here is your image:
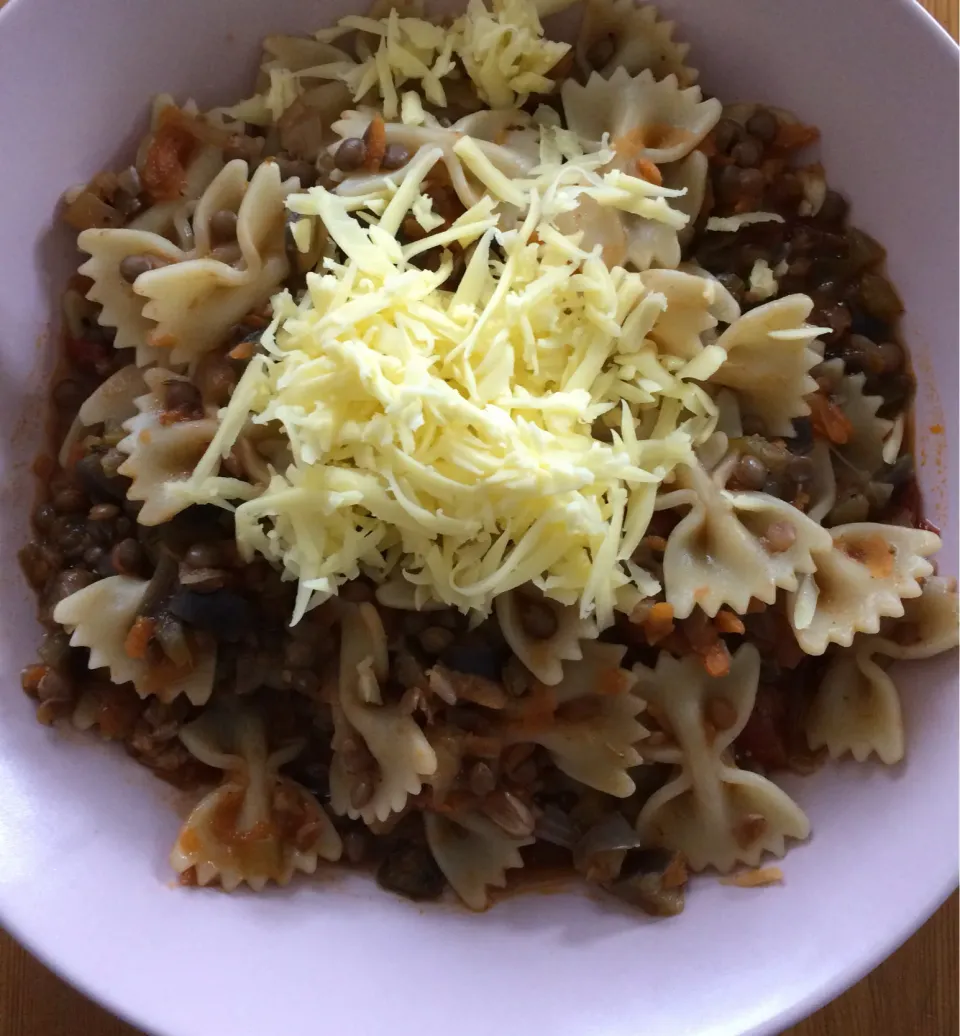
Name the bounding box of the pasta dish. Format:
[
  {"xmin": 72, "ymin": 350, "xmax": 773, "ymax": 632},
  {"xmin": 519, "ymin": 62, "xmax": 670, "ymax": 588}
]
[{"xmin": 18, "ymin": 0, "xmax": 958, "ymax": 913}]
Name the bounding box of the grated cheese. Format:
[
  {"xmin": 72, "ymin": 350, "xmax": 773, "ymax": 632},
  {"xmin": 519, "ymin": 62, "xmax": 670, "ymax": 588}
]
[
  {"xmin": 746, "ymin": 258, "xmax": 778, "ymax": 302},
  {"xmin": 178, "ymin": 123, "xmax": 718, "ymax": 627},
  {"xmin": 306, "ymin": 0, "xmax": 570, "ymax": 120},
  {"xmin": 705, "ymin": 211, "xmax": 785, "ymax": 233}
]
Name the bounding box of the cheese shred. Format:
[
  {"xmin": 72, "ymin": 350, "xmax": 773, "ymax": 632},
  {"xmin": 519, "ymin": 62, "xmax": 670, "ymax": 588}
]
[{"xmin": 179, "ymin": 108, "xmax": 717, "ymax": 624}]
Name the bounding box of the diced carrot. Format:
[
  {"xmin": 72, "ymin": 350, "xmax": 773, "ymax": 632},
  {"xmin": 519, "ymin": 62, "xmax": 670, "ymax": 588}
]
[
  {"xmin": 20, "ymin": 664, "xmax": 49, "ymax": 694},
  {"xmin": 32, "ymin": 455, "xmax": 56, "ymax": 480},
  {"xmin": 773, "ymin": 122, "xmax": 819, "ymax": 152},
  {"xmin": 808, "ymin": 392, "xmax": 854, "ymax": 444},
  {"xmin": 634, "ymin": 158, "xmax": 663, "ymax": 186},
  {"xmin": 701, "ymin": 640, "xmax": 731, "ymax": 678},
  {"xmin": 147, "ymin": 330, "xmax": 177, "ymax": 349},
  {"xmin": 228, "ymin": 340, "xmax": 254, "ymax": 361},
  {"xmin": 720, "ymin": 866, "xmax": 783, "ymax": 888},
  {"xmin": 642, "ymin": 535, "xmax": 668, "ymax": 553},
  {"xmin": 123, "ymin": 616, "xmax": 157, "ymax": 660},
  {"xmin": 642, "ymin": 601, "xmax": 675, "ymax": 645},
  {"xmin": 95, "ymin": 684, "xmax": 142, "ymax": 739},
  {"xmin": 597, "ymin": 667, "xmax": 631, "ymax": 696},
  {"xmin": 714, "ymin": 609, "xmax": 745, "ymax": 635},
  {"xmin": 661, "ymin": 853, "xmax": 688, "ymax": 889},
  {"xmin": 178, "ymin": 866, "xmax": 200, "ymax": 886},
  {"xmin": 141, "ymin": 110, "xmax": 197, "ymax": 201},
  {"xmin": 362, "ymin": 114, "xmax": 387, "ymax": 172}
]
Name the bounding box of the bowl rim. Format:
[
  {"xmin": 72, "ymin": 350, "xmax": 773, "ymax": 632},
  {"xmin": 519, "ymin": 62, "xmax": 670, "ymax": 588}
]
[{"xmin": 0, "ymin": 2, "xmax": 956, "ymax": 1035}]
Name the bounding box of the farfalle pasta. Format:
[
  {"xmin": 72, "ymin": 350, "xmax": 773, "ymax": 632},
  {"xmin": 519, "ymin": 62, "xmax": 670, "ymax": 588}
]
[
  {"xmin": 711, "ymin": 294, "xmax": 825, "ymax": 437},
  {"xmin": 171, "ymin": 706, "xmax": 343, "ymax": 890},
  {"xmin": 80, "ymin": 160, "xmax": 298, "ymax": 368},
  {"xmin": 424, "ymin": 808, "xmax": 532, "ymax": 910},
  {"xmin": 328, "ymin": 602, "xmax": 438, "ymax": 824},
  {"xmin": 576, "ymin": 0, "xmax": 696, "ymax": 86},
  {"xmin": 635, "ymin": 646, "xmax": 811, "ymax": 872},
  {"xmin": 330, "ymin": 107, "xmax": 539, "ymax": 210},
  {"xmin": 505, "ymin": 641, "xmax": 646, "ymax": 796},
  {"xmin": 805, "ymin": 579, "xmax": 960, "ymax": 765},
  {"xmin": 790, "ymin": 524, "xmax": 939, "ymax": 655},
  {"xmin": 660, "ymin": 459, "xmax": 833, "ymax": 618},
  {"xmin": 53, "ymin": 575, "xmax": 217, "ymax": 705},
  {"xmin": 561, "ymin": 68, "xmax": 721, "ymax": 167},
  {"xmin": 495, "ymin": 587, "xmax": 598, "ymax": 686},
  {"xmin": 18, "ymin": 0, "xmax": 956, "ymax": 917},
  {"xmin": 117, "ymin": 369, "xmax": 220, "ymax": 525}
]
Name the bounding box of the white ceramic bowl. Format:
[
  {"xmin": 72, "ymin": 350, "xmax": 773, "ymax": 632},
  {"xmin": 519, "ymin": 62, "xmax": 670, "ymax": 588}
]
[{"xmin": 0, "ymin": 1, "xmax": 956, "ymax": 1034}]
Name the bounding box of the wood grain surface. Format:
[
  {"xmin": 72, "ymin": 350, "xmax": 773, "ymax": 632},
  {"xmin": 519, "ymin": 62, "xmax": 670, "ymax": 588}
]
[{"xmin": 0, "ymin": 0, "xmax": 956, "ymax": 1034}]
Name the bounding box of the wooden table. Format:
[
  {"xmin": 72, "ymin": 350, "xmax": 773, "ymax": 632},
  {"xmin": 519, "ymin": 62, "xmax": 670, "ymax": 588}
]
[{"xmin": 1, "ymin": 0, "xmax": 956, "ymax": 1033}]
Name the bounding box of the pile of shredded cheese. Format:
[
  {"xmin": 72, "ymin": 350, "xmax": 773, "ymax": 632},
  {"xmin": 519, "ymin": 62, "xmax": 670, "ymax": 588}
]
[
  {"xmin": 180, "ymin": 124, "xmax": 723, "ymax": 625},
  {"xmin": 233, "ymin": 0, "xmax": 573, "ymax": 123},
  {"xmin": 179, "ymin": 0, "xmax": 743, "ymax": 627}
]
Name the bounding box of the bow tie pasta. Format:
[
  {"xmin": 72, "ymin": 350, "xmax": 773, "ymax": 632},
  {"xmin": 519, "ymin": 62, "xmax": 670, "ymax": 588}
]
[
  {"xmin": 172, "ymin": 707, "xmax": 343, "ymax": 890},
  {"xmin": 805, "ymin": 579, "xmax": 960, "ymax": 765},
  {"xmin": 53, "ymin": 574, "xmax": 217, "ymax": 706},
  {"xmin": 635, "ymin": 646, "xmax": 811, "ymax": 872}
]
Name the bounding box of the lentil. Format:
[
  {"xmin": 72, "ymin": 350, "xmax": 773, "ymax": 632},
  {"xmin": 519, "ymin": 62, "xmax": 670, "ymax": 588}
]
[
  {"xmin": 33, "ymin": 503, "xmax": 57, "ymax": 533},
  {"xmin": 517, "ymin": 595, "xmax": 559, "ymax": 640},
  {"xmin": 731, "ymin": 135, "xmax": 763, "ymax": 168},
  {"xmin": 731, "ymin": 454, "xmax": 768, "ymax": 491},
  {"xmin": 163, "ymin": 378, "xmax": 203, "ymax": 413},
  {"xmin": 119, "ymin": 254, "xmax": 154, "ymax": 284},
  {"xmin": 745, "ymin": 108, "xmax": 778, "ymax": 144},
  {"xmin": 36, "ymin": 669, "xmax": 73, "ymax": 703},
  {"xmin": 858, "ymin": 272, "xmax": 903, "ymax": 322},
  {"xmin": 48, "ymin": 567, "xmax": 96, "ymax": 606},
  {"xmin": 712, "ymin": 118, "xmax": 742, "ymax": 154},
  {"xmin": 381, "ymin": 143, "xmax": 410, "ymax": 170},
  {"xmin": 111, "ymin": 538, "xmax": 144, "ymax": 576},
  {"xmin": 785, "ymin": 455, "xmax": 814, "ymax": 483},
  {"xmin": 184, "ymin": 542, "xmax": 222, "ymax": 569},
  {"xmin": 88, "ymin": 502, "xmax": 120, "ymax": 521},
  {"xmin": 209, "ymin": 208, "xmax": 239, "ymax": 243},
  {"xmin": 52, "ymin": 487, "xmax": 87, "ymax": 514},
  {"xmin": 760, "ymin": 520, "xmax": 797, "ymax": 554},
  {"xmin": 335, "ymin": 137, "xmax": 366, "ymax": 171},
  {"xmin": 815, "ymin": 189, "xmax": 848, "ymax": 226},
  {"xmin": 376, "ymin": 843, "xmax": 445, "ymax": 901},
  {"xmin": 419, "ymin": 625, "xmax": 454, "ymax": 654},
  {"xmin": 52, "ymin": 378, "xmax": 87, "ymax": 412},
  {"xmin": 343, "ymin": 830, "xmax": 369, "ymax": 864}
]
